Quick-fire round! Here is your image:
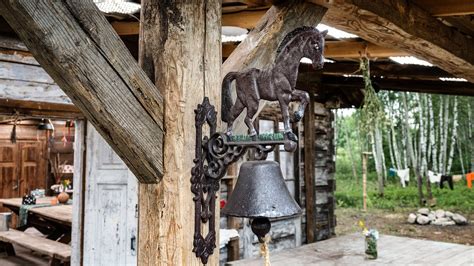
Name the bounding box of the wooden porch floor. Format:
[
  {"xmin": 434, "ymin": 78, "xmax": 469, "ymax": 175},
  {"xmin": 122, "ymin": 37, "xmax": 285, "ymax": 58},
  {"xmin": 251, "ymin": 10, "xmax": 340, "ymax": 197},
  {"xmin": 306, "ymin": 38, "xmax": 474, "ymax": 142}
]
[{"xmin": 227, "ymin": 233, "xmax": 474, "ymax": 265}]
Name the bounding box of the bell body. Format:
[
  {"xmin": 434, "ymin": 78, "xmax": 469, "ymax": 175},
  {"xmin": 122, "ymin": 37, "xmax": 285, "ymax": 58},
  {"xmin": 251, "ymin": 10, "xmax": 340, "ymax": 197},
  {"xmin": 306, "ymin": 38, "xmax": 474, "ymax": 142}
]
[{"xmin": 222, "ymin": 161, "xmax": 301, "ymax": 218}]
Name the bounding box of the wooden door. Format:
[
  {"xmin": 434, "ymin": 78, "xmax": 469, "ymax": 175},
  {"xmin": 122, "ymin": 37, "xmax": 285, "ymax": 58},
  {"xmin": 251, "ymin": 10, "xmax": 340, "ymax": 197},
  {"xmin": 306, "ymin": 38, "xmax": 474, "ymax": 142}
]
[
  {"xmin": 83, "ymin": 125, "xmax": 138, "ymax": 266},
  {"xmin": 0, "ymin": 142, "xmax": 19, "ymax": 210},
  {"xmin": 18, "ymin": 141, "xmax": 47, "ymax": 196}
]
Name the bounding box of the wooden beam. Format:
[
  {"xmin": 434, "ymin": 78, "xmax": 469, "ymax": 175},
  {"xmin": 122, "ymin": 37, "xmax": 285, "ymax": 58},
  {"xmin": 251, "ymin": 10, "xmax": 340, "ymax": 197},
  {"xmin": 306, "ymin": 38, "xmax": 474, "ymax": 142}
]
[
  {"xmin": 222, "ymin": 9, "xmax": 267, "ymax": 29},
  {"xmin": 0, "ymin": 48, "xmax": 38, "ymax": 65},
  {"xmin": 0, "ymin": 35, "xmax": 28, "ymax": 51},
  {"xmin": 223, "ymin": 40, "xmax": 409, "ymax": 58},
  {"xmin": 442, "ymin": 16, "xmax": 474, "ymax": 37},
  {"xmin": 412, "ymin": 0, "xmax": 474, "ymax": 17},
  {"xmin": 111, "ymin": 21, "xmax": 139, "ymax": 36},
  {"xmin": 310, "ymin": 0, "xmax": 474, "ymax": 82},
  {"xmin": 0, "ymin": 98, "xmax": 82, "ymax": 120},
  {"xmin": 0, "ymin": 0, "xmax": 164, "ymax": 183},
  {"xmin": 322, "ymin": 75, "xmax": 474, "ymax": 96},
  {"xmin": 138, "ymin": 0, "xmax": 221, "ymax": 265},
  {"xmin": 0, "ymin": 60, "xmax": 54, "ymax": 84},
  {"xmin": 324, "ymin": 41, "xmax": 408, "ymax": 58},
  {"xmin": 222, "ymin": 2, "xmax": 327, "ymax": 134},
  {"xmin": 299, "ymin": 61, "xmax": 453, "ymax": 80}
]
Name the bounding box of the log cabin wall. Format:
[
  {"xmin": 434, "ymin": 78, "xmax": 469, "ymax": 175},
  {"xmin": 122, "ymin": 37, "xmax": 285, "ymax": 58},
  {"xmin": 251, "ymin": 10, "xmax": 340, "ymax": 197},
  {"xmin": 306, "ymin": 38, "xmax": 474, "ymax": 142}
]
[{"xmin": 311, "ymin": 102, "xmax": 336, "ymax": 241}]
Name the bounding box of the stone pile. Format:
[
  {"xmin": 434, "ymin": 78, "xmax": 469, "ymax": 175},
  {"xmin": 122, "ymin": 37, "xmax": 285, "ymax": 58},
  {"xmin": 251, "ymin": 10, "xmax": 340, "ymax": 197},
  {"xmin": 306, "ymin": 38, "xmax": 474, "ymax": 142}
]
[{"xmin": 407, "ymin": 208, "xmax": 468, "ymax": 226}]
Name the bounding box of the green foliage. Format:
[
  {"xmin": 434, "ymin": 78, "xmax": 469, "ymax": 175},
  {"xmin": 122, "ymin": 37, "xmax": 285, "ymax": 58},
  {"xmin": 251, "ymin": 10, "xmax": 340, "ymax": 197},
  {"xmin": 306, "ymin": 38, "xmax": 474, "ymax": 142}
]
[
  {"xmin": 359, "ymin": 58, "xmax": 385, "ymax": 134},
  {"xmin": 335, "ymin": 178, "xmax": 474, "ymax": 212}
]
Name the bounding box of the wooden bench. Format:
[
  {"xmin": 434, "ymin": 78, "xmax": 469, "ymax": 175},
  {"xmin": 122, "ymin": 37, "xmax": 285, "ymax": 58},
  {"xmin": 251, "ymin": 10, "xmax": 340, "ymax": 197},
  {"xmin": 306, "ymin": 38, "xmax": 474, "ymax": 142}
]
[{"xmin": 0, "ymin": 229, "xmax": 71, "ymax": 265}]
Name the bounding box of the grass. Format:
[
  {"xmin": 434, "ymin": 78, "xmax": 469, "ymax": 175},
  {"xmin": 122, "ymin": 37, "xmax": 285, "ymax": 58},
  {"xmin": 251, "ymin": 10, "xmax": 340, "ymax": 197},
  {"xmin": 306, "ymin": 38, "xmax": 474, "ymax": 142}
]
[{"xmin": 335, "ymin": 175, "xmax": 474, "ymax": 213}]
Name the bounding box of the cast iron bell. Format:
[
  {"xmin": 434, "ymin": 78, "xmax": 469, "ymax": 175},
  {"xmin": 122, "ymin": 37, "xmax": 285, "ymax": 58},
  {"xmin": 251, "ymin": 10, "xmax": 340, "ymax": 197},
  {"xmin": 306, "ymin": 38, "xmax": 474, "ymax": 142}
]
[{"xmin": 222, "ymin": 161, "xmax": 301, "ymax": 242}]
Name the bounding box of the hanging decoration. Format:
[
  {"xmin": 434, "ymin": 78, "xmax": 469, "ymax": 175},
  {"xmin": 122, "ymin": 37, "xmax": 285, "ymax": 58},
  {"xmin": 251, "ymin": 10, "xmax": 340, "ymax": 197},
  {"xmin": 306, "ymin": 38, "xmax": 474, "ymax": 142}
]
[
  {"xmin": 359, "ymin": 57, "xmax": 385, "ymax": 134},
  {"xmin": 10, "ymin": 118, "xmax": 17, "ymax": 144}
]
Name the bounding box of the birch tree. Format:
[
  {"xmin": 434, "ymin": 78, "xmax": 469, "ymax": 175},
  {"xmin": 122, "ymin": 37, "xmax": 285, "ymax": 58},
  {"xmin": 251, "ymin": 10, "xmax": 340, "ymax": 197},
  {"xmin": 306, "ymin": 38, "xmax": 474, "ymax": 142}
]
[
  {"xmin": 447, "ymin": 97, "xmax": 459, "ymax": 174},
  {"xmin": 428, "ymin": 95, "xmax": 438, "ymax": 173},
  {"xmin": 402, "ymin": 92, "xmax": 424, "ymax": 205},
  {"xmin": 440, "ymin": 96, "xmax": 450, "ymax": 174}
]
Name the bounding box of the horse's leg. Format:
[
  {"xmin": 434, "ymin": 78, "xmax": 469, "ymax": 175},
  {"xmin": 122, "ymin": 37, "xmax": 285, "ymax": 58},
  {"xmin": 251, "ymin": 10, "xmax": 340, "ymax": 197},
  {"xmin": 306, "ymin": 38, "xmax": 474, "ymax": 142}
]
[
  {"xmin": 245, "ymin": 100, "xmax": 258, "ymax": 138},
  {"xmin": 291, "ymin": 89, "xmax": 310, "ymax": 122},
  {"xmin": 226, "ymin": 98, "xmax": 245, "ymax": 136},
  {"xmin": 278, "ymin": 95, "xmax": 298, "ymax": 141}
]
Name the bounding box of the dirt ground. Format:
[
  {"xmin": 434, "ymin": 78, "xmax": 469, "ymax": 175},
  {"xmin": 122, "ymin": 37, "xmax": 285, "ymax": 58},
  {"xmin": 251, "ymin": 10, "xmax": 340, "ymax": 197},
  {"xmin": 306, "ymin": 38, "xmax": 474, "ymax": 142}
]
[{"xmin": 335, "ymin": 208, "xmax": 474, "ymax": 246}]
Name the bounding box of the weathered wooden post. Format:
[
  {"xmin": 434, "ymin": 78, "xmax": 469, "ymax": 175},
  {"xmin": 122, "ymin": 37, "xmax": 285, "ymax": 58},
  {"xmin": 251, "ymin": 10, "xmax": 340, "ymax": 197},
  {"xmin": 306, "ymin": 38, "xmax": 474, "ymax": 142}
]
[{"xmin": 138, "ymin": 1, "xmax": 221, "ymax": 265}]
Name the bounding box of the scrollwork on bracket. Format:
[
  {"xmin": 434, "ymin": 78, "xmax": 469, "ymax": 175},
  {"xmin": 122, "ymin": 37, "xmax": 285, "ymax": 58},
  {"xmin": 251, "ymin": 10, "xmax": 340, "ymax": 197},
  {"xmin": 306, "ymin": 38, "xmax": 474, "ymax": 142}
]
[{"xmin": 191, "ymin": 97, "xmax": 295, "ymax": 264}]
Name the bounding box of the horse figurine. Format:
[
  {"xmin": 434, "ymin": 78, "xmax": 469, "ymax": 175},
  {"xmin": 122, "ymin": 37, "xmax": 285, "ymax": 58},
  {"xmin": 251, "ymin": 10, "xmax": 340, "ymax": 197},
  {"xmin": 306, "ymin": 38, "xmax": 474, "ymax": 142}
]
[{"xmin": 221, "ymin": 26, "xmax": 328, "ymax": 141}]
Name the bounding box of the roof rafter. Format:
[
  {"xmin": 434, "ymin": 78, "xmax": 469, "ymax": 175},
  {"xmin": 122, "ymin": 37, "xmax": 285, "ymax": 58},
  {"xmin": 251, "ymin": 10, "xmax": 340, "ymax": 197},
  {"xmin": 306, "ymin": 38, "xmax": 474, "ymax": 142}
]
[{"xmin": 309, "ymin": 0, "xmax": 474, "ymax": 82}]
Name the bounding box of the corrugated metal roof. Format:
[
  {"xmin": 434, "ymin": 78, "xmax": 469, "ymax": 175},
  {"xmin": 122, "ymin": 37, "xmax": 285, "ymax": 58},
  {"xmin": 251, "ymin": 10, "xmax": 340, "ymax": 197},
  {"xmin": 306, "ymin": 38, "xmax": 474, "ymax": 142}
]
[{"xmin": 93, "ymin": 0, "xmax": 140, "ymax": 16}]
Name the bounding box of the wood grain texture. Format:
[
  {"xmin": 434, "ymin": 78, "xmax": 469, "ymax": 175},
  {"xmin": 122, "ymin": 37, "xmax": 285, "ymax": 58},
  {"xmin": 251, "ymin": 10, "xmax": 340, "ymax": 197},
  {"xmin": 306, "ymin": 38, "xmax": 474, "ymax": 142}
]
[
  {"xmin": 0, "ymin": 229, "xmax": 71, "ymax": 261},
  {"xmin": 138, "ymin": 1, "xmax": 221, "ymax": 265},
  {"xmin": 223, "ymin": 40, "xmax": 408, "ymax": 58},
  {"xmin": 222, "ymin": 2, "xmax": 327, "ymax": 133},
  {"xmin": 0, "ymin": 0, "xmax": 164, "ymax": 183},
  {"xmin": 71, "ymin": 120, "xmax": 85, "ymax": 266},
  {"xmin": 0, "ymin": 98, "xmax": 82, "ymax": 119},
  {"xmin": 309, "ymin": 0, "xmax": 474, "ymax": 82},
  {"xmin": 303, "ymin": 93, "xmax": 315, "ymax": 243},
  {"xmin": 411, "ymin": 0, "xmax": 474, "ymax": 16}
]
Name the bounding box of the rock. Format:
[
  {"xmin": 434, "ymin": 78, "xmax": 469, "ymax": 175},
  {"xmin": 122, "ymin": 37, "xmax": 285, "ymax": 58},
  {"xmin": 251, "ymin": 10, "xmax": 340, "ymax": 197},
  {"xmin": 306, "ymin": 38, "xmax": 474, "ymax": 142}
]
[
  {"xmin": 441, "ymin": 221, "xmax": 456, "ymax": 226},
  {"xmin": 432, "ymin": 217, "xmax": 451, "ymax": 226},
  {"xmin": 417, "ymin": 215, "xmax": 430, "ymax": 225},
  {"xmin": 428, "ymin": 213, "xmax": 436, "ymax": 221},
  {"xmin": 417, "ymin": 208, "xmax": 430, "ymax": 216},
  {"xmin": 407, "ymin": 213, "xmax": 417, "ymax": 224},
  {"xmin": 452, "ymin": 214, "xmax": 468, "ymax": 225},
  {"xmin": 445, "ymin": 211, "xmax": 454, "ymax": 218},
  {"xmin": 435, "ymin": 209, "xmax": 445, "ymax": 218}
]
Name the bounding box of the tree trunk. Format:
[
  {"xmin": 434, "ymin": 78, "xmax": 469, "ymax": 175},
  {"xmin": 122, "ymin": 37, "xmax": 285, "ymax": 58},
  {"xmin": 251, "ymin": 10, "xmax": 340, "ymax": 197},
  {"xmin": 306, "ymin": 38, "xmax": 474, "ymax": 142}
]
[
  {"xmin": 373, "ymin": 124, "xmax": 385, "ymax": 196},
  {"xmin": 419, "ymin": 94, "xmax": 432, "ymax": 199},
  {"xmin": 387, "ymin": 126, "xmax": 396, "ymax": 169},
  {"xmin": 0, "ymin": 0, "xmax": 164, "ymax": 183},
  {"xmin": 388, "ymin": 95, "xmax": 402, "ymax": 170},
  {"xmin": 137, "ymin": 1, "xmax": 221, "ymax": 265},
  {"xmin": 440, "ymin": 96, "xmax": 450, "ymax": 174},
  {"xmin": 402, "ymin": 92, "xmax": 424, "ymax": 205},
  {"xmin": 446, "ymin": 97, "xmax": 459, "ymax": 174},
  {"xmin": 344, "ymin": 117, "xmax": 358, "ymax": 181},
  {"xmin": 438, "ymin": 95, "xmax": 444, "ymax": 173},
  {"xmin": 428, "ymin": 94, "xmax": 437, "ymax": 173}
]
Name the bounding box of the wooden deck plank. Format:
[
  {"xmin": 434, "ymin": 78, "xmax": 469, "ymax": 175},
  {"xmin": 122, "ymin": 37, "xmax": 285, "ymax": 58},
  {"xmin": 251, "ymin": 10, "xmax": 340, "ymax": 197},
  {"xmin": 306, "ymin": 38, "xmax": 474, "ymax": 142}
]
[
  {"xmin": 0, "ymin": 229, "xmax": 70, "ymax": 260},
  {"xmin": 226, "ymin": 233, "xmax": 474, "ymax": 265}
]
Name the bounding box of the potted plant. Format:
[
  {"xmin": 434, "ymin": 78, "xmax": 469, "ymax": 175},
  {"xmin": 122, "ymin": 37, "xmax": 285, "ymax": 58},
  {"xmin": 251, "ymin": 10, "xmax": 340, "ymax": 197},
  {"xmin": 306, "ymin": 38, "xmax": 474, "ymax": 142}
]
[{"xmin": 359, "ymin": 220, "xmax": 379, "ymax": 259}]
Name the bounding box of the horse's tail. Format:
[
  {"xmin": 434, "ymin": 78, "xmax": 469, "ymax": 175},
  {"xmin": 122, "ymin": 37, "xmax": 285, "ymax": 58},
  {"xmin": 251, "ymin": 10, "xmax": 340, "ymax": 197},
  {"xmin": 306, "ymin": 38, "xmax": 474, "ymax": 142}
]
[{"xmin": 221, "ymin": 72, "xmax": 238, "ymax": 123}]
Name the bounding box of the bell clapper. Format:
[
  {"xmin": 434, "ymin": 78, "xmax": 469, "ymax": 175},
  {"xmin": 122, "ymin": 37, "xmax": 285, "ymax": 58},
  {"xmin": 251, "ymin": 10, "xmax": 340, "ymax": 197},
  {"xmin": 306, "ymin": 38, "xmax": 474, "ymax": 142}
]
[
  {"xmin": 251, "ymin": 218, "xmax": 272, "ymax": 266},
  {"xmin": 251, "ymin": 217, "xmax": 271, "ymax": 243}
]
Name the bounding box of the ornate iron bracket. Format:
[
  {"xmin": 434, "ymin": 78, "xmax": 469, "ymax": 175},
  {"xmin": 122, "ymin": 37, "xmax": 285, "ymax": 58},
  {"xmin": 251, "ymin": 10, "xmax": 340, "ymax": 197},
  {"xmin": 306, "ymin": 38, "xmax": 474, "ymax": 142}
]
[{"xmin": 191, "ymin": 97, "xmax": 295, "ymax": 264}]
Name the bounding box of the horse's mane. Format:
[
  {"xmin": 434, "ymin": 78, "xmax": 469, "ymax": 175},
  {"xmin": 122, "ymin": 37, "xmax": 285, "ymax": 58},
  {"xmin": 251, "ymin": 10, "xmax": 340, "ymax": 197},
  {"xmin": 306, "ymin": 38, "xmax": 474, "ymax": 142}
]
[{"xmin": 276, "ymin": 26, "xmax": 318, "ymax": 57}]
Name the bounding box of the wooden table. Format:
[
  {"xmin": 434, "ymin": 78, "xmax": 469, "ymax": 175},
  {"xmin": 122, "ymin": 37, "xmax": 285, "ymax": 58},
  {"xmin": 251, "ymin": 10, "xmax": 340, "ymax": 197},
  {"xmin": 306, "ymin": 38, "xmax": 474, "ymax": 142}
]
[{"xmin": 0, "ymin": 197, "xmax": 72, "ymax": 243}]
